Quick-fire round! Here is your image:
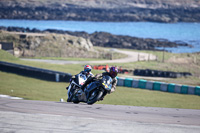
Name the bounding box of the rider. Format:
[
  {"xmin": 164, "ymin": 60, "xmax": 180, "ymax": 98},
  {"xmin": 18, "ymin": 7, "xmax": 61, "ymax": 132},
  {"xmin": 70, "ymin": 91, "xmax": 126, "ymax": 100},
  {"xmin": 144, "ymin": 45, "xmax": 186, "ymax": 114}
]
[
  {"xmin": 81, "ymin": 66, "xmax": 118, "ymax": 93},
  {"xmin": 81, "ymin": 65, "xmax": 94, "ymax": 78},
  {"xmin": 66, "ymin": 65, "xmax": 93, "ymax": 90}
]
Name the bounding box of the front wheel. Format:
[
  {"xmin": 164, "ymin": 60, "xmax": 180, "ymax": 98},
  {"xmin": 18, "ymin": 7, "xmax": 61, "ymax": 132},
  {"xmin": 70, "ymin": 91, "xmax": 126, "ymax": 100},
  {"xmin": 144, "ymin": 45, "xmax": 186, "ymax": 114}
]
[
  {"xmin": 67, "ymin": 87, "xmax": 77, "ymax": 102},
  {"xmin": 67, "ymin": 90, "xmax": 74, "ymax": 102},
  {"xmin": 72, "ymin": 94, "xmax": 80, "ymax": 104},
  {"xmin": 87, "ymin": 90, "xmax": 103, "ymax": 105}
]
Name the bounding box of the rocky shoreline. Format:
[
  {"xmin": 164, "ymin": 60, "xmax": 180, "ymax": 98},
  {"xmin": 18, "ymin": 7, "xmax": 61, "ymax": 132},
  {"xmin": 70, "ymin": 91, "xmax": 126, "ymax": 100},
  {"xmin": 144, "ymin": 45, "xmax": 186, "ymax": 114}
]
[
  {"xmin": 0, "ymin": 26, "xmax": 190, "ymax": 51},
  {"xmin": 0, "ymin": 0, "xmax": 197, "ymax": 51},
  {"xmin": 0, "ymin": 0, "xmax": 200, "ymax": 23}
]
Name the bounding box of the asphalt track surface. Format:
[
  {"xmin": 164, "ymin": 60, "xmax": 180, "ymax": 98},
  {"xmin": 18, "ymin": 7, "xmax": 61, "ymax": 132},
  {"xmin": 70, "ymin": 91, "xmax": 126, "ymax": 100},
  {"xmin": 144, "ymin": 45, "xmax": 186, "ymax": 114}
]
[{"xmin": 0, "ymin": 98, "xmax": 200, "ymax": 133}]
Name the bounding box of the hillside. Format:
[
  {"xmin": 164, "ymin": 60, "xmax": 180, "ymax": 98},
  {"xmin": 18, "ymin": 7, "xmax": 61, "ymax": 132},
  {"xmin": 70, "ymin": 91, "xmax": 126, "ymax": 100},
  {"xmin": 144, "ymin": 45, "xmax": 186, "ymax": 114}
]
[
  {"xmin": 0, "ymin": 30, "xmax": 95, "ymax": 58},
  {"xmin": 0, "ymin": 0, "xmax": 200, "ymax": 22},
  {"xmin": 0, "ymin": 26, "xmax": 190, "ymax": 51},
  {"xmin": 0, "ymin": 30, "xmax": 128, "ymax": 59}
]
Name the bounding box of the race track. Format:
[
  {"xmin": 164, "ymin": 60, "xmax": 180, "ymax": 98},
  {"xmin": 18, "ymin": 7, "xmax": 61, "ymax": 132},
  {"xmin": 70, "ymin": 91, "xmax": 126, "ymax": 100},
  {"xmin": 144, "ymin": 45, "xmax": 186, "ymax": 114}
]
[
  {"xmin": 0, "ymin": 98, "xmax": 200, "ymax": 133},
  {"xmin": 21, "ymin": 50, "xmax": 156, "ymax": 64}
]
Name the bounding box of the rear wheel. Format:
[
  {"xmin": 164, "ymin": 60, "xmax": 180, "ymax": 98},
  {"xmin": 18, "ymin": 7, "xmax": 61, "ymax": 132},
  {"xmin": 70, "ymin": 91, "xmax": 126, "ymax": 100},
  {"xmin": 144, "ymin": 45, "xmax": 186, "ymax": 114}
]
[{"xmin": 87, "ymin": 90, "xmax": 103, "ymax": 105}]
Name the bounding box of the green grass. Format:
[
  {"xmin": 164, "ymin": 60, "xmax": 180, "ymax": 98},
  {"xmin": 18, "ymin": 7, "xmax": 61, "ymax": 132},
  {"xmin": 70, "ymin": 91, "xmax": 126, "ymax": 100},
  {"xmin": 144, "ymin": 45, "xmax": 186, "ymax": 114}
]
[
  {"xmin": 24, "ymin": 56, "xmax": 104, "ymax": 61},
  {"xmin": 0, "ymin": 71, "xmax": 199, "ymax": 109},
  {"xmin": 100, "ymin": 86, "xmax": 200, "ymax": 109},
  {"xmin": 0, "ymin": 71, "xmax": 67, "ymax": 101},
  {"xmin": 2, "ymin": 60, "xmax": 101, "ymax": 76},
  {"xmin": 0, "ymin": 50, "xmax": 19, "ymax": 61},
  {"xmin": 96, "ymin": 49, "xmax": 200, "ymax": 86}
]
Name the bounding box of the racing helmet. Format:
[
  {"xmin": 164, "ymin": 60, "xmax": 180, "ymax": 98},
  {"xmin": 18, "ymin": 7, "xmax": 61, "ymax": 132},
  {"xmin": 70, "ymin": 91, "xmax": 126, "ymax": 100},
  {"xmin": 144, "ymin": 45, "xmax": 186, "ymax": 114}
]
[
  {"xmin": 84, "ymin": 65, "xmax": 92, "ymax": 73},
  {"xmin": 109, "ymin": 66, "xmax": 118, "ymax": 78}
]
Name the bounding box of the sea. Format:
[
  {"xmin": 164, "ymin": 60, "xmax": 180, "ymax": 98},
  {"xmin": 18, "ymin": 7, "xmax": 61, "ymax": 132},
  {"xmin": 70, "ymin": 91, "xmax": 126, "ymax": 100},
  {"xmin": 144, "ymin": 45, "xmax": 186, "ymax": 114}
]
[{"xmin": 0, "ymin": 19, "xmax": 200, "ymax": 53}]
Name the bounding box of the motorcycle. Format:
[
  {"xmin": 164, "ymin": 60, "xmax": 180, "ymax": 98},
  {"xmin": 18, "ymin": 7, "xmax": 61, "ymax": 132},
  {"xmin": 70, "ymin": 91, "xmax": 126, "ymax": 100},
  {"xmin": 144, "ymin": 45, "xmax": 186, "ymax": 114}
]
[
  {"xmin": 67, "ymin": 73, "xmax": 87, "ymax": 102},
  {"xmin": 72, "ymin": 75, "xmax": 113, "ymax": 105}
]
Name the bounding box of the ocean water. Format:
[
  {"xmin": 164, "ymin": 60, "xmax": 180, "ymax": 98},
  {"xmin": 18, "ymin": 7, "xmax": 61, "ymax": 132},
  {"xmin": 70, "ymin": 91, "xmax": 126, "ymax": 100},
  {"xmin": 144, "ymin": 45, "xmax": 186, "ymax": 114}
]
[{"xmin": 0, "ymin": 19, "xmax": 200, "ymax": 53}]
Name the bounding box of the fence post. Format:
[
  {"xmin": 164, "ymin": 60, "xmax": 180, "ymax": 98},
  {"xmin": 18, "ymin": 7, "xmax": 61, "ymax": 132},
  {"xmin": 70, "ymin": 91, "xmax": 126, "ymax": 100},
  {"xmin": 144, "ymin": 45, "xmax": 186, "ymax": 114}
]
[
  {"xmin": 55, "ymin": 73, "xmax": 60, "ymax": 82},
  {"xmin": 138, "ymin": 53, "xmax": 140, "ymax": 61}
]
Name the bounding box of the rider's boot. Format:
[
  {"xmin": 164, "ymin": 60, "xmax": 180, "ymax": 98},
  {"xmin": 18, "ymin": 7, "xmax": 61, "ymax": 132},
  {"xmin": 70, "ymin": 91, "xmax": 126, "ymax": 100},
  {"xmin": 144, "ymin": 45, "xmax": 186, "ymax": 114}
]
[
  {"xmin": 99, "ymin": 93, "xmax": 106, "ymax": 101},
  {"xmin": 99, "ymin": 96, "xmax": 104, "ymax": 101}
]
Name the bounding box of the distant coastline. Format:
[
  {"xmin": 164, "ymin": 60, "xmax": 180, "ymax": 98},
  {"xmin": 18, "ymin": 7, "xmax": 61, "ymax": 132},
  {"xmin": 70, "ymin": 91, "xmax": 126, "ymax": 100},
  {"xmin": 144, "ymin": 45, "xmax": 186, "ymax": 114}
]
[
  {"xmin": 0, "ymin": 0, "xmax": 200, "ymax": 23},
  {"xmin": 0, "ymin": 26, "xmax": 190, "ymax": 52}
]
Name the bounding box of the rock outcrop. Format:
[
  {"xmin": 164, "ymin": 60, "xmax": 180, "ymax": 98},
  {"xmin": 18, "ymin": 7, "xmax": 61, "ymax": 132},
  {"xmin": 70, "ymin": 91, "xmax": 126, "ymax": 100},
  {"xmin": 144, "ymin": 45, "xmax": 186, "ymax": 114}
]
[
  {"xmin": 0, "ymin": 26, "xmax": 190, "ymax": 51},
  {"xmin": 0, "ymin": 30, "xmax": 95, "ymax": 57},
  {"xmin": 0, "ymin": 0, "xmax": 200, "ymax": 23}
]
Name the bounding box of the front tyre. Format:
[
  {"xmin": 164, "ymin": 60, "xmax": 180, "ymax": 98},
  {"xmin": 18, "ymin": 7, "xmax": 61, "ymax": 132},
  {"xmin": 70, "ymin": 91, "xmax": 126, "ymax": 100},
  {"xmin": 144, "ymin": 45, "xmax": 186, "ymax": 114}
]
[
  {"xmin": 72, "ymin": 95, "xmax": 80, "ymax": 104},
  {"xmin": 87, "ymin": 90, "xmax": 103, "ymax": 105},
  {"xmin": 67, "ymin": 92, "xmax": 73, "ymax": 102},
  {"xmin": 67, "ymin": 88, "xmax": 76, "ymax": 102}
]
